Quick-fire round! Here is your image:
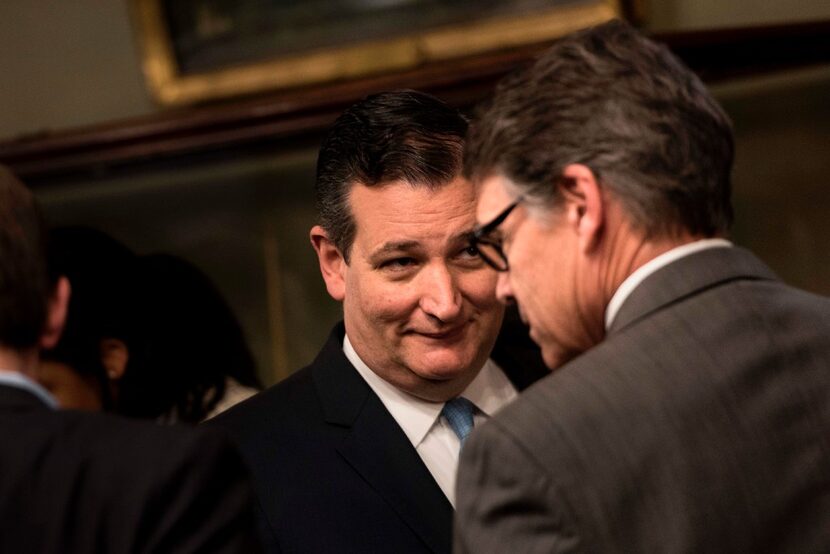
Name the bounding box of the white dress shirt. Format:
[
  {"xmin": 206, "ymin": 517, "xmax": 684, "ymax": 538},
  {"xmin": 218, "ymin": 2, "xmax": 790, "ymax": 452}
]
[
  {"xmin": 605, "ymin": 238, "xmax": 733, "ymax": 330},
  {"xmin": 343, "ymin": 334, "xmax": 518, "ymax": 506},
  {"xmin": 0, "ymin": 369, "xmax": 58, "ymax": 408}
]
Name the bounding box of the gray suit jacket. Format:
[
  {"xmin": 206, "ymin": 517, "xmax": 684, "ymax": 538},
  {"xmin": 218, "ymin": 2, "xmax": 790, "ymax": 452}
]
[{"xmin": 455, "ymin": 247, "xmax": 830, "ymax": 553}]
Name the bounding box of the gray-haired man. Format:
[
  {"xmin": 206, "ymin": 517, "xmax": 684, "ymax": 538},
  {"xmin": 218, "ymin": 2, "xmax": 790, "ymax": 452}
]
[{"xmin": 456, "ymin": 20, "xmax": 830, "ymax": 553}]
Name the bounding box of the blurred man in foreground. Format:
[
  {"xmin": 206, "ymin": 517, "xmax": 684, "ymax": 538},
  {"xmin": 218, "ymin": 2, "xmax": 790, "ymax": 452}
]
[
  {"xmin": 0, "ymin": 166, "xmax": 261, "ymax": 553},
  {"xmin": 456, "ymin": 20, "xmax": 830, "ymax": 553},
  {"xmin": 212, "ymin": 90, "xmax": 546, "ymax": 553}
]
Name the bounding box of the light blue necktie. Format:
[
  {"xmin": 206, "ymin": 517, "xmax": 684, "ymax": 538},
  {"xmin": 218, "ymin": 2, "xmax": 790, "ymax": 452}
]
[{"xmin": 442, "ymin": 397, "xmax": 476, "ymax": 446}]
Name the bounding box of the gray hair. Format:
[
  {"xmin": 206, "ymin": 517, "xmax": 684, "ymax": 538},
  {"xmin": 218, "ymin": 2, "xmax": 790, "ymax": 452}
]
[{"xmin": 465, "ymin": 20, "xmax": 734, "ymax": 238}]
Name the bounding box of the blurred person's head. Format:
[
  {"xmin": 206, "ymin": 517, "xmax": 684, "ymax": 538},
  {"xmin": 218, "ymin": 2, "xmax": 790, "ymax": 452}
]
[
  {"xmin": 310, "ymin": 90, "xmax": 504, "ymax": 402},
  {"xmin": 39, "ymin": 226, "xmax": 138, "ymax": 410},
  {"xmin": 0, "ymin": 166, "xmax": 68, "ymax": 375},
  {"xmin": 466, "ymin": 20, "xmax": 734, "ymax": 368},
  {"xmin": 118, "ymin": 253, "xmax": 261, "ymax": 423}
]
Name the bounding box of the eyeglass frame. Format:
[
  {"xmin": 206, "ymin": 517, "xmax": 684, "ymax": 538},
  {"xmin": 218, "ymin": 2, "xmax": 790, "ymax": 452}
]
[{"xmin": 469, "ymin": 196, "xmax": 523, "ymax": 272}]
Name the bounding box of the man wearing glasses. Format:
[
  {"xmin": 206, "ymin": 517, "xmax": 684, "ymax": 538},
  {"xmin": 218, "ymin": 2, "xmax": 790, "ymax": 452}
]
[
  {"xmin": 455, "ymin": 20, "xmax": 830, "ymax": 553},
  {"xmin": 212, "ymin": 90, "xmax": 545, "ymax": 554}
]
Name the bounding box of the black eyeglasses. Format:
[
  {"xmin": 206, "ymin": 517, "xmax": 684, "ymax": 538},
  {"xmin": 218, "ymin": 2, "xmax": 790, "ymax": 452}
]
[{"xmin": 470, "ymin": 196, "xmax": 523, "ymax": 272}]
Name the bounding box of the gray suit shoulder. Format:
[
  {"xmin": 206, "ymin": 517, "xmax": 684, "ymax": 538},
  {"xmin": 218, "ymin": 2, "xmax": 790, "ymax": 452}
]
[{"xmin": 459, "ymin": 276, "xmax": 830, "ymax": 552}]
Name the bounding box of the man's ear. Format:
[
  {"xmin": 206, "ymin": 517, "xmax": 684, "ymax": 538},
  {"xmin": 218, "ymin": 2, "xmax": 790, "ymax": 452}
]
[
  {"xmin": 99, "ymin": 338, "xmax": 129, "ymax": 381},
  {"xmin": 310, "ymin": 225, "xmax": 347, "ymax": 301},
  {"xmin": 559, "ymin": 163, "xmax": 604, "ymax": 253},
  {"xmin": 40, "ymin": 276, "xmax": 70, "ymax": 350}
]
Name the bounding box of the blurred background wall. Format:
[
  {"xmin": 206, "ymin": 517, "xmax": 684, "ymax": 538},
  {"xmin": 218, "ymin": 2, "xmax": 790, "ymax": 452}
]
[
  {"xmin": 3, "ymin": 0, "xmax": 830, "ymax": 137},
  {"xmin": 1, "ymin": 0, "xmax": 828, "ymax": 384}
]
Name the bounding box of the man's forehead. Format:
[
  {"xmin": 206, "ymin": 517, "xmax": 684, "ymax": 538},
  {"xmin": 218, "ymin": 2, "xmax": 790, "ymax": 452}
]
[
  {"xmin": 476, "ymin": 175, "xmax": 514, "ymax": 223},
  {"xmin": 348, "ymin": 178, "xmax": 477, "ymax": 247},
  {"xmin": 349, "ymin": 178, "xmax": 474, "ymax": 214}
]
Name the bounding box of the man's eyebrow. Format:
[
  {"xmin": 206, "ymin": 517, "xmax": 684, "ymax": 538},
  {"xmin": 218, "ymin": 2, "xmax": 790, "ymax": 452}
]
[
  {"xmin": 368, "ymin": 232, "xmax": 477, "ymax": 261},
  {"xmin": 458, "ymin": 227, "xmax": 475, "ymax": 242},
  {"xmin": 370, "ymin": 240, "xmax": 421, "ymax": 258},
  {"xmin": 453, "ymin": 230, "xmax": 477, "ymax": 245}
]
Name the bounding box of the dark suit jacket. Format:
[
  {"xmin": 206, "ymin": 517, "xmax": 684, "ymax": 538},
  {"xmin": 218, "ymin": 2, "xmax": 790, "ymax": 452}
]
[
  {"xmin": 455, "ymin": 247, "xmax": 830, "ymax": 553},
  {"xmin": 0, "ymin": 384, "xmax": 261, "ymax": 554},
  {"xmin": 211, "ymin": 318, "xmax": 546, "ymax": 554}
]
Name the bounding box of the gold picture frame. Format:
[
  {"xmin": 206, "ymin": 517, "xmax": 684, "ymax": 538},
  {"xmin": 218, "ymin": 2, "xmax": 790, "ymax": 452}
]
[{"xmin": 132, "ymin": 0, "xmax": 622, "ymax": 107}]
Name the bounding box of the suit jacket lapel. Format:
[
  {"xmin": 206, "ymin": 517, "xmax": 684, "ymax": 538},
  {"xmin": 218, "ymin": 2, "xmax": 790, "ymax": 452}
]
[
  {"xmin": 312, "ymin": 324, "xmax": 453, "ymax": 553},
  {"xmin": 338, "ymin": 398, "xmax": 453, "ymax": 553},
  {"xmin": 609, "ymin": 246, "xmax": 778, "ymax": 335}
]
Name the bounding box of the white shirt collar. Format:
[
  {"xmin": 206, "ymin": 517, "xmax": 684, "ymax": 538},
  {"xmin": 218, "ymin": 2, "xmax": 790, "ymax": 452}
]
[
  {"xmin": 0, "ymin": 369, "xmax": 58, "ymax": 409},
  {"xmin": 605, "ymin": 238, "xmax": 733, "ymax": 330},
  {"xmin": 343, "ymin": 334, "xmax": 517, "ymax": 447}
]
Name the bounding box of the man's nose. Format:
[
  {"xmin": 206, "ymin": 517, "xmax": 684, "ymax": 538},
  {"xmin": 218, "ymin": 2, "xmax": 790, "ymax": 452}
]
[
  {"xmin": 495, "ymin": 271, "xmax": 514, "ymax": 305},
  {"xmin": 419, "ymin": 265, "xmax": 463, "ymax": 323}
]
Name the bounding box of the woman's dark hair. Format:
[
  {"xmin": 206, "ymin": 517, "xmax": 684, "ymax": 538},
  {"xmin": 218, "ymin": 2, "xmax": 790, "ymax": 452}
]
[{"xmin": 118, "ymin": 254, "xmax": 262, "ymax": 423}]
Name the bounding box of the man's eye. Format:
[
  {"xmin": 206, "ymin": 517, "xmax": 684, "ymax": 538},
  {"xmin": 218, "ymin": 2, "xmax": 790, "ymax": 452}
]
[
  {"xmin": 380, "ymin": 257, "xmax": 417, "ymax": 270},
  {"xmin": 454, "ymin": 245, "xmax": 486, "ymax": 267},
  {"xmin": 459, "ymin": 245, "xmax": 481, "ymax": 259}
]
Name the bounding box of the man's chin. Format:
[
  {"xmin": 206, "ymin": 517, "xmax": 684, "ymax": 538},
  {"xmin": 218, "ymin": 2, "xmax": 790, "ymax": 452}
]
[
  {"xmin": 412, "ymin": 362, "xmax": 471, "ymax": 383},
  {"xmin": 406, "ymin": 374, "xmax": 472, "ymax": 403},
  {"xmin": 540, "ymin": 343, "xmax": 577, "ymax": 371},
  {"xmin": 410, "ymin": 347, "xmax": 479, "ymax": 377}
]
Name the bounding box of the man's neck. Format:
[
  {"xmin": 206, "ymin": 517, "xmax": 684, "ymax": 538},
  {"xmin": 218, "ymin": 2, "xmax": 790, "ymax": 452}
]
[
  {"xmin": 0, "ymin": 345, "xmax": 38, "ymax": 377},
  {"xmin": 599, "ymin": 220, "xmax": 705, "ymax": 314},
  {"xmin": 605, "ymin": 238, "xmax": 732, "ymax": 331}
]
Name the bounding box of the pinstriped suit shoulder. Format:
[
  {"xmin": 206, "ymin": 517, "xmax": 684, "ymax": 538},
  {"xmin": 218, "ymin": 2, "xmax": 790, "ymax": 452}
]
[{"xmin": 456, "ymin": 247, "xmax": 830, "ymax": 553}]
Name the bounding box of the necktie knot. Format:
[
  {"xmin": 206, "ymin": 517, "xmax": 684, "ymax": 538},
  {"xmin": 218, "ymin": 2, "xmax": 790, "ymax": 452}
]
[{"xmin": 442, "ymin": 397, "xmax": 476, "ymax": 445}]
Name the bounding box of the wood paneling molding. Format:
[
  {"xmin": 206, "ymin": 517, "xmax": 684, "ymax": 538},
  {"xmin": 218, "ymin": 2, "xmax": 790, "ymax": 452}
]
[{"xmin": 2, "ymin": 21, "xmax": 828, "ymax": 186}]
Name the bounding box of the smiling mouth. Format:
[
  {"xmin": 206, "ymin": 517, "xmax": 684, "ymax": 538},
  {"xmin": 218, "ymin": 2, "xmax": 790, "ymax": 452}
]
[{"xmin": 415, "ymin": 326, "xmax": 467, "ymax": 340}]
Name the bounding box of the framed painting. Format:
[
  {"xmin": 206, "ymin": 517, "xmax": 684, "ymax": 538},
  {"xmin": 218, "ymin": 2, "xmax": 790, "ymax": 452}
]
[{"xmin": 131, "ymin": 0, "xmax": 624, "ymax": 106}]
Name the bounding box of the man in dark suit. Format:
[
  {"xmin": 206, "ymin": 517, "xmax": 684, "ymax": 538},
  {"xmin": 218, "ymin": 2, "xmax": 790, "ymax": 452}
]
[
  {"xmin": 456, "ymin": 20, "xmax": 830, "ymax": 553},
  {"xmin": 0, "ymin": 166, "xmax": 261, "ymax": 553},
  {"xmin": 212, "ymin": 91, "xmax": 546, "ymax": 553}
]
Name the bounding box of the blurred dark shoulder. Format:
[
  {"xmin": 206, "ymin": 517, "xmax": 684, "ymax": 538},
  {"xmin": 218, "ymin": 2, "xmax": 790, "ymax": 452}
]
[{"xmin": 491, "ymin": 305, "xmax": 548, "ymax": 391}]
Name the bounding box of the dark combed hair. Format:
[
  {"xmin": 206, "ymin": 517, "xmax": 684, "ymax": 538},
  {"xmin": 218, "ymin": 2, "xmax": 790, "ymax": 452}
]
[
  {"xmin": 315, "ymin": 90, "xmax": 468, "ymax": 261},
  {"xmin": 465, "ymin": 19, "xmax": 735, "ymax": 238},
  {"xmin": 0, "ymin": 166, "xmax": 50, "ymax": 350}
]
